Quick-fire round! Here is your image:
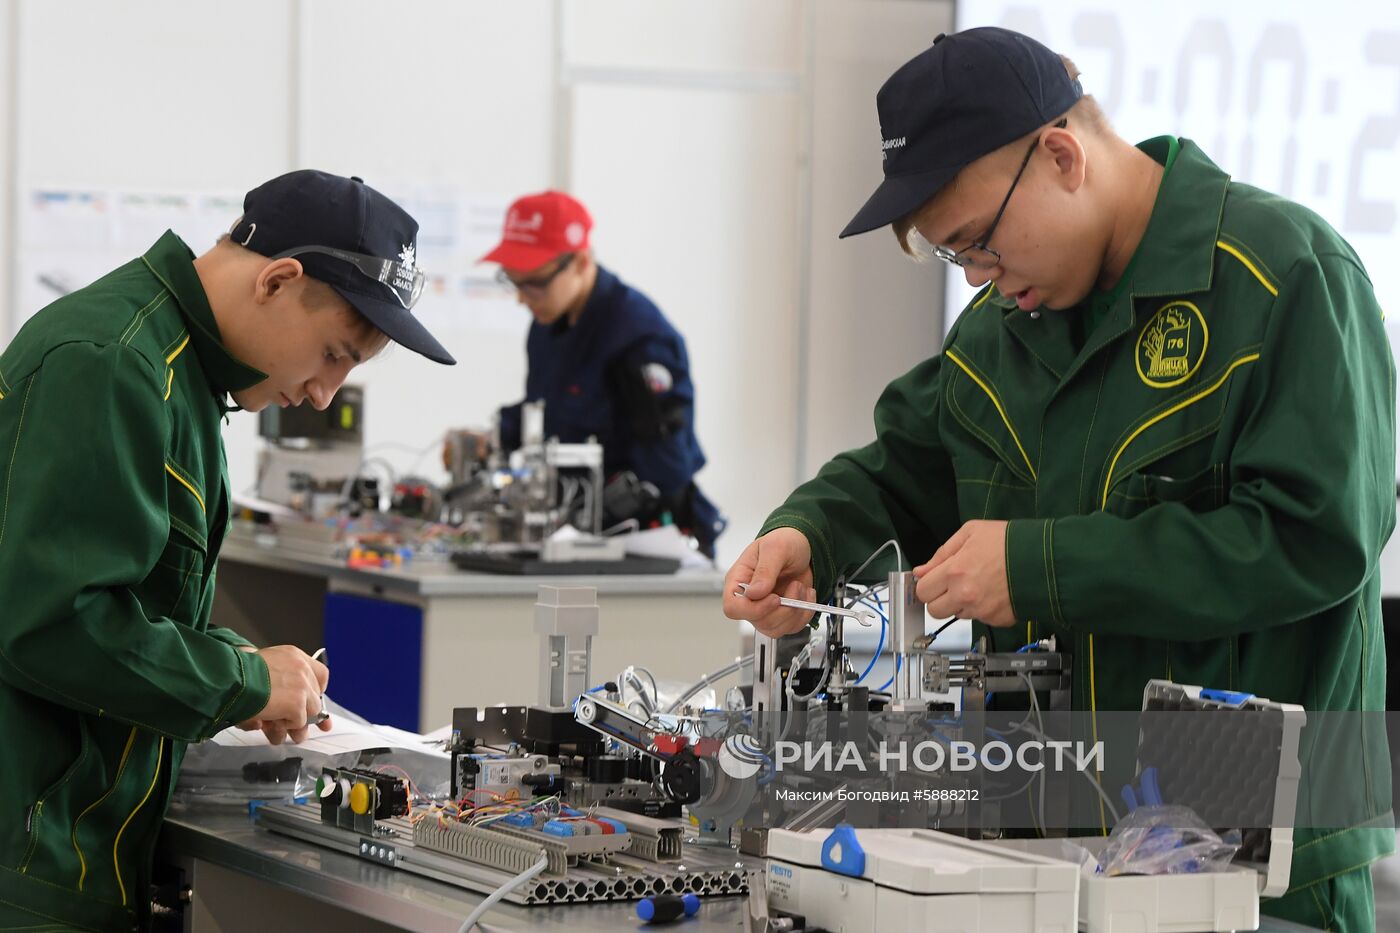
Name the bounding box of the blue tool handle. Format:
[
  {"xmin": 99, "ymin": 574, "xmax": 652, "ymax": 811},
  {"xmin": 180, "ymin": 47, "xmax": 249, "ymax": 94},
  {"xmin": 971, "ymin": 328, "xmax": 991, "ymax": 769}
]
[
  {"xmin": 1141, "ymin": 767, "xmax": 1164, "ymax": 807},
  {"xmin": 1122, "ymin": 766, "xmax": 1166, "ymax": 813},
  {"xmin": 1199, "ymin": 688, "xmax": 1254, "ymax": 706},
  {"xmin": 637, "ymin": 893, "xmax": 700, "ymax": 923},
  {"xmin": 1121, "ymin": 784, "xmax": 1139, "ymax": 813}
]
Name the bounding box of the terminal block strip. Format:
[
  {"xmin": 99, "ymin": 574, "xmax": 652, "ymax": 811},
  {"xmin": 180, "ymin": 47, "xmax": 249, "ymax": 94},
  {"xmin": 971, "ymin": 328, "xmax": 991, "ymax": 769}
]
[{"xmin": 258, "ymin": 800, "xmax": 753, "ymax": 906}]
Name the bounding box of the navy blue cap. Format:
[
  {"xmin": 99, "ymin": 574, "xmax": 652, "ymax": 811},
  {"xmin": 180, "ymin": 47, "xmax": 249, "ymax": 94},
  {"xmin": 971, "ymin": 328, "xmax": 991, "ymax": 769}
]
[
  {"xmin": 840, "ymin": 28, "xmax": 1083, "ymax": 238},
  {"xmin": 230, "ymin": 170, "xmax": 455, "ymax": 365}
]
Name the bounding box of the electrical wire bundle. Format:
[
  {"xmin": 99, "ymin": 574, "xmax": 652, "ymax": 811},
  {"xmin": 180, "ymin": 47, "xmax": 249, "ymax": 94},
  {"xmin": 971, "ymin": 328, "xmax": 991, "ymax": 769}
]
[{"xmin": 407, "ymin": 787, "xmax": 557, "ymax": 831}]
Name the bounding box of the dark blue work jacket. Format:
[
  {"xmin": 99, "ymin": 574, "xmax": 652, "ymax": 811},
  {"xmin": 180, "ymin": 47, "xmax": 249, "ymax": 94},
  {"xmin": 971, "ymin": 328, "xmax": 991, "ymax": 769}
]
[{"xmin": 499, "ymin": 265, "xmax": 723, "ymax": 552}]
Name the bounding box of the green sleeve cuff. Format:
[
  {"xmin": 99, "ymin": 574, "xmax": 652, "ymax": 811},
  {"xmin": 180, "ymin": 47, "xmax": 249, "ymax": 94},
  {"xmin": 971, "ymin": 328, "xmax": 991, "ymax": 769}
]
[
  {"xmin": 1288, "ymin": 818, "xmax": 1396, "ymax": 891},
  {"xmin": 758, "ymin": 511, "xmax": 837, "ymax": 598},
  {"xmin": 205, "ymin": 625, "xmax": 257, "ymax": 650},
  {"xmin": 205, "ymin": 647, "xmax": 271, "ymax": 738},
  {"xmin": 1005, "ymin": 518, "xmax": 1066, "ymax": 629}
]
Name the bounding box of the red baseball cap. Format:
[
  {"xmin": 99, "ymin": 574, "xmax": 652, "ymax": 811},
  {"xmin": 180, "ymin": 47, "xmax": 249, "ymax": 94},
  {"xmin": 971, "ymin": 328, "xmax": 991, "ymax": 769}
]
[{"xmin": 480, "ymin": 191, "xmax": 593, "ymax": 272}]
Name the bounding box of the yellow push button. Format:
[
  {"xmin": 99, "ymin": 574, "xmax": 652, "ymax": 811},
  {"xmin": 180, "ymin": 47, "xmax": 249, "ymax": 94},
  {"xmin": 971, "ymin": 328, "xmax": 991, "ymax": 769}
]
[{"xmin": 349, "ymin": 781, "xmax": 372, "ymax": 815}]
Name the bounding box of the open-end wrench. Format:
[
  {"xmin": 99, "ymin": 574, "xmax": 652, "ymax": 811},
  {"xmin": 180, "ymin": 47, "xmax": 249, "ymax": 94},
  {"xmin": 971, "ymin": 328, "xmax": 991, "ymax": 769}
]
[{"xmin": 734, "ymin": 582, "xmax": 876, "ymax": 627}]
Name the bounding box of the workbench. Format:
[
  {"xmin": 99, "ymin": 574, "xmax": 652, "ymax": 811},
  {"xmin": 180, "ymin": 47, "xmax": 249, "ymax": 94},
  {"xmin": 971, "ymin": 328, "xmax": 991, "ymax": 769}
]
[{"xmin": 211, "ymin": 536, "xmax": 740, "ymax": 731}]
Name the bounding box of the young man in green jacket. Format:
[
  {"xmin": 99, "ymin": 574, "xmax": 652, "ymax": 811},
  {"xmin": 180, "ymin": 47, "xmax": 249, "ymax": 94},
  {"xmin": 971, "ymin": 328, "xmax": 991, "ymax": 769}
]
[
  {"xmin": 0, "ymin": 170, "xmax": 454, "ymax": 931},
  {"xmin": 725, "ymin": 28, "xmax": 1394, "ymax": 931}
]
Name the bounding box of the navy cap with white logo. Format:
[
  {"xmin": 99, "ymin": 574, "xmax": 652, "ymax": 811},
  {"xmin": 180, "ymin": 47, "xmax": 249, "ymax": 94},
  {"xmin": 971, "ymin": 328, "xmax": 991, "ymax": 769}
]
[
  {"xmin": 230, "ymin": 170, "xmax": 455, "ymax": 365},
  {"xmin": 840, "ymin": 27, "xmax": 1083, "ymax": 239}
]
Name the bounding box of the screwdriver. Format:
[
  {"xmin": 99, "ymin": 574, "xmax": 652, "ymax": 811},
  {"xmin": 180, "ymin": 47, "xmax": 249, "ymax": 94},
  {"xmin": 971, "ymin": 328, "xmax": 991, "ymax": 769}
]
[{"xmin": 636, "ymin": 893, "xmax": 700, "ymax": 924}]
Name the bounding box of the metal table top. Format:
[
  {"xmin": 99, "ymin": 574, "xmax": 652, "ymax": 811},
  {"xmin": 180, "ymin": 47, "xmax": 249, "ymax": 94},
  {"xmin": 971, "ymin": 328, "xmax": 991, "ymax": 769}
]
[
  {"xmin": 160, "ymin": 807, "xmax": 1323, "ymax": 932},
  {"xmin": 160, "ymin": 806, "xmax": 744, "ymax": 932},
  {"xmin": 220, "ymin": 537, "xmax": 726, "ymax": 599}
]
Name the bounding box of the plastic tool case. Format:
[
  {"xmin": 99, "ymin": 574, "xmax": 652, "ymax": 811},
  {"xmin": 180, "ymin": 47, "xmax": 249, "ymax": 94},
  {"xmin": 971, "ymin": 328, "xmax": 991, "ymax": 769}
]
[
  {"xmin": 764, "ymin": 825, "xmax": 1080, "ymax": 933},
  {"xmin": 998, "ymin": 679, "xmax": 1305, "ymax": 932}
]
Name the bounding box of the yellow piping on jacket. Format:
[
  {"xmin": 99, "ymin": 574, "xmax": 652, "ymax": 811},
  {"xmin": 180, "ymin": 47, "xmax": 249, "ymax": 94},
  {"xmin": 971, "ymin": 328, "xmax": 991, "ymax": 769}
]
[
  {"xmin": 1101, "ymin": 354, "xmax": 1260, "ymax": 508},
  {"xmin": 164, "ymin": 464, "xmax": 205, "ymax": 514},
  {"xmin": 113, "ymin": 737, "xmax": 163, "ymax": 905},
  {"xmin": 1087, "ymin": 350, "xmax": 1261, "ymax": 833},
  {"xmin": 73, "ymin": 727, "xmax": 138, "ymax": 889},
  {"xmin": 1215, "ymin": 241, "xmax": 1278, "ymax": 297},
  {"xmin": 164, "ymin": 334, "xmax": 190, "ymax": 363},
  {"xmin": 945, "ymin": 349, "xmax": 1037, "ymax": 482}
]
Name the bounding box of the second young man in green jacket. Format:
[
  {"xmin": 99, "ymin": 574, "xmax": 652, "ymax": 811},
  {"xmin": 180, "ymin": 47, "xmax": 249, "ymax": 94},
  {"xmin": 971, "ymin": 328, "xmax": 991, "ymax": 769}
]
[{"xmin": 726, "ymin": 28, "xmax": 1394, "ymax": 932}]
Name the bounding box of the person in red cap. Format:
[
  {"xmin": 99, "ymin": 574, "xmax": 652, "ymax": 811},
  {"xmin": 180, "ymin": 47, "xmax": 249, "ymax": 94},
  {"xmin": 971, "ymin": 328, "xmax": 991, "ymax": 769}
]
[{"xmin": 478, "ymin": 190, "xmax": 724, "ymax": 556}]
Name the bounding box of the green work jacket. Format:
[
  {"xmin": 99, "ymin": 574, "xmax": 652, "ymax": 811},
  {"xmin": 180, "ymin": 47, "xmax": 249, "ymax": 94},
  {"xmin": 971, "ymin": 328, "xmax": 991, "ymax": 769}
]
[
  {"xmin": 0, "ymin": 231, "xmax": 272, "ymax": 931},
  {"xmin": 761, "ymin": 139, "xmax": 1395, "ymax": 891}
]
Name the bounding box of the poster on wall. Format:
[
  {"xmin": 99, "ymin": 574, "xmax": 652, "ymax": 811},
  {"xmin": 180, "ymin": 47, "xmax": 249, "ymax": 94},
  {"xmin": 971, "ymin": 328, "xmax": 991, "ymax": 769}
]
[
  {"xmin": 383, "ymin": 186, "xmax": 522, "ymax": 338},
  {"xmin": 13, "ymin": 186, "xmax": 524, "ymax": 340},
  {"xmin": 15, "ymin": 188, "xmax": 242, "ymax": 335}
]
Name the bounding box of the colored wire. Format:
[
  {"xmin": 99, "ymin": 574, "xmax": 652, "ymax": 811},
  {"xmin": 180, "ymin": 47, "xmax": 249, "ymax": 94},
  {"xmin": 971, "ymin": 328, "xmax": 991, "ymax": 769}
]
[
  {"xmin": 930, "ymin": 616, "xmax": 961, "ymax": 641},
  {"xmin": 853, "ymin": 602, "xmax": 889, "ymax": 685},
  {"xmin": 372, "ymin": 764, "xmax": 421, "ymax": 816},
  {"xmin": 457, "ymin": 853, "xmax": 549, "ymax": 932},
  {"xmin": 876, "ymin": 656, "xmax": 902, "ymax": 693},
  {"xmin": 1009, "ymin": 685, "xmax": 1122, "ymax": 827},
  {"xmin": 664, "ymin": 655, "xmax": 754, "ymax": 714},
  {"xmin": 847, "ymin": 539, "xmax": 907, "ymax": 581}
]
